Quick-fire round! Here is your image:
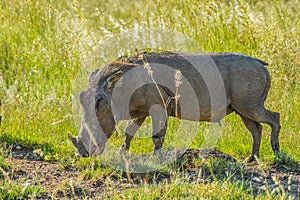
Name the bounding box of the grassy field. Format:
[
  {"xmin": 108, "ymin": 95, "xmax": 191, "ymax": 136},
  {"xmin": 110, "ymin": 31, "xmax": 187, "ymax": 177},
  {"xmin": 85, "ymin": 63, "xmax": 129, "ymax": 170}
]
[{"xmin": 0, "ymin": 0, "xmax": 300, "ymax": 199}]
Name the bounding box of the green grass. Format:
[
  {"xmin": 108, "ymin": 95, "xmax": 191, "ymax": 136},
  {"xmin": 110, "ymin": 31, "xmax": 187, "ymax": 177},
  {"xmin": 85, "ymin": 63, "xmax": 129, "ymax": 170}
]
[
  {"xmin": 0, "ymin": 0, "xmax": 299, "ymax": 198},
  {"xmin": 112, "ymin": 182, "xmax": 253, "ymax": 200},
  {"xmin": 0, "ymin": 180, "xmax": 43, "ymax": 200}
]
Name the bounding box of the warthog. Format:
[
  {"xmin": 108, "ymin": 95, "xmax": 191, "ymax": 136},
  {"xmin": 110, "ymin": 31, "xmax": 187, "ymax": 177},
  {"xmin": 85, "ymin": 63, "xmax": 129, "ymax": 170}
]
[{"xmin": 69, "ymin": 52, "xmax": 280, "ymax": 162}]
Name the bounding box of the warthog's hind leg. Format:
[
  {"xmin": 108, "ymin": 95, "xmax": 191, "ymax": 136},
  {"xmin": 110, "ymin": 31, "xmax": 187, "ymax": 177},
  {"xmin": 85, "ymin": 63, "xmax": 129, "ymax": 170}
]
[
  {"xmin": 236, "ymin": 105, "xmax": 281, "ymax": 162},
  {"xmin": 267, "ymin": 111, "xmax": 281, "ymax": 154},
  {"xmin": 252, "ymin": 109, "xmax": 281, "ymax": 154}
]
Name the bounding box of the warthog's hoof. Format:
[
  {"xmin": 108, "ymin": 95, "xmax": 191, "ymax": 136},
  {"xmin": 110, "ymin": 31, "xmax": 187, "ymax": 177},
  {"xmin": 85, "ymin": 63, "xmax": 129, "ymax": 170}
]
[
  {"xmin": 118, "ymin": 147, "xmax": 129, "ymax": 155},
  {"xmin": 153, "ymin": 149, "xmax": 163, "ymax": 156},
  {"xmin": 274, "ymin": 150, "xmax": 282, "ymax": 158},
  {"xmin": 243, "ymin": 155, "xmax": 259, "ymax": 165}
]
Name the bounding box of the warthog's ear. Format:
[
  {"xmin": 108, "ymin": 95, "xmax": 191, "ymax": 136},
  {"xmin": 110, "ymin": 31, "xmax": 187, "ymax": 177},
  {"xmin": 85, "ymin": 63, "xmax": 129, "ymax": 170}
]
[
  {"xmin": 89, "ymin": 69, "xmax": 100, "ymax": 83},
  {"xmin": 106, "ymin": 71, "xmax": 123, "ymax": 92},
  {"xmin": 68, "ymin": 133, "xmax": 78, "ymax": 148}
]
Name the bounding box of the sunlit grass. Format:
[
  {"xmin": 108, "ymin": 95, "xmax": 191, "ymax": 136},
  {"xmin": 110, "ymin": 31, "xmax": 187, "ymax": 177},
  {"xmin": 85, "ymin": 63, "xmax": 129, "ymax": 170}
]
[{"xmin": 0, "ymin": 0, "xmax": 299, "ymax": 198}]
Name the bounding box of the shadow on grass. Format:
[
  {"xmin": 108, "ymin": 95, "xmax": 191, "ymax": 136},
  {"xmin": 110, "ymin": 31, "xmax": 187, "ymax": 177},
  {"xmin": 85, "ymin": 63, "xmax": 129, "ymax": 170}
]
[
  {"xmin": 100, "ymin": 148, "xmax": 300, "ymax": 199},
  {"xmin": 273, "ymin": 151, "xmax": 300, "ymax": 172},
  {"xmin": 2, "ymin": 142, "xmax": 300, "ymax": 199},
  {"xmin": 0, "ymin": 133, "xmax": 58, "ymax": 161}
]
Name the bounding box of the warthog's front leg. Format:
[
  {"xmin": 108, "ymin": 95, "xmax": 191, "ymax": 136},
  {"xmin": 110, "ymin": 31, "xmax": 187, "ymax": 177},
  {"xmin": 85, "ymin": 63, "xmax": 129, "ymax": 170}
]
[
  {"xmin": 150, "ymin": 105, "xmax": 168, "ymax": 153},
  {"xmin": 121, "ymin": 116, "xmax": 146, "ymax": 151},
  {"xmin": 241, "ymin": 116, "xmax": 262, "ymax": 163},
  {"xmin": 152, "ymin": 121, "xmax": 167, "ymax": 153}
]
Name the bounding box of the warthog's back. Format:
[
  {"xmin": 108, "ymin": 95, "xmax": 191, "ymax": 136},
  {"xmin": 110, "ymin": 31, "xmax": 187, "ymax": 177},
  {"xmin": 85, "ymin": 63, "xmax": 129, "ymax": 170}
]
[{"xmin": 110, "ymin": 52, "xmax": 269, "ymax": 121}]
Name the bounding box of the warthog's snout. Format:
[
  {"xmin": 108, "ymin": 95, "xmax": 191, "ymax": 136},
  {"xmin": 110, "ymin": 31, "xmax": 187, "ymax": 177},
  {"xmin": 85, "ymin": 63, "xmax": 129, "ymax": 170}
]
[{"xmin": 68, "ymin": 133, "xmax": 104, "ymax": 157}]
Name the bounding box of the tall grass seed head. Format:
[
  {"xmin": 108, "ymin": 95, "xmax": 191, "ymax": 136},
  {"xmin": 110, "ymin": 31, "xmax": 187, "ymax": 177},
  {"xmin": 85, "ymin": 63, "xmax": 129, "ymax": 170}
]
[{"xmin": 175, "ymin": 69, "xmax": 182, "ymax": 87}]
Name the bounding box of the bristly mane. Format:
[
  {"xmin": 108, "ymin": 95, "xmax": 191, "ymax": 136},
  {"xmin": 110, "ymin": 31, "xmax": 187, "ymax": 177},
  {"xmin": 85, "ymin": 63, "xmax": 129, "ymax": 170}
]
[
  {"xmin": 102, "ymin": 61, "xmax": 138, "ymax": 77},
  {"xmin": 88, "ymin": 61, "xmax": 139, "ymax": 88}
]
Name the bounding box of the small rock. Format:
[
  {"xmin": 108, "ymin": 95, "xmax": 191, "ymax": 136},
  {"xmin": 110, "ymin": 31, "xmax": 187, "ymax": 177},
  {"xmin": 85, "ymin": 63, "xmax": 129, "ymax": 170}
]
[
  {"xmin": 252, "ymin": 176, "xmax": 263, "ymax": 183},
  {"xmin": 269, "ymin": 183, "xmax": 278, "ymax": 190},
  {"xmin": 290, "ymin": 176, "xmax": 299, "ymax": 184},
  {"xmin": 16, "ymin": 145, "xmax": 22, "ymax": 150}
]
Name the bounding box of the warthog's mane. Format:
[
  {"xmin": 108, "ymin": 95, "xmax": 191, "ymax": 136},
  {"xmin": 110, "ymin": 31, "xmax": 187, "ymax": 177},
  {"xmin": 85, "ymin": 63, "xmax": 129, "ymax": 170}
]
[
  {"xmin": 87, "ymin": 61, "xmax": 139, "ymax": 91},
  {"xmin": 88, "ymin": 52, "xmax": 177, "ymax": 89}
]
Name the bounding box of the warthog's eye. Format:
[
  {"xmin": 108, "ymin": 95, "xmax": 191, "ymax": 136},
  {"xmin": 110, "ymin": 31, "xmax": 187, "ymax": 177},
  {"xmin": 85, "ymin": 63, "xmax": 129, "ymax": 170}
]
[{"xmin": 95, "ymin": 100, "xmax": 100, "ymax": 109}]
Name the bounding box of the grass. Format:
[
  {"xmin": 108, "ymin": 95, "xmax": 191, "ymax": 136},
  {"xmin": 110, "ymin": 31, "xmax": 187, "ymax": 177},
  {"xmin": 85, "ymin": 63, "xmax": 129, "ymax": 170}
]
[
  {"xmin": 112, "ymin": 181, "xmax": 255, "ymax": 200},
  {"xmin": 0, "ymin": 0, "xmax": 299, "ymax": 198},
  {"xmin": 0, "ymin": 180, "xmax": 43, "ymax": 200},
  {"xmin": 0, "ymin": 145, "xmax": 43, "ymax": 199}
]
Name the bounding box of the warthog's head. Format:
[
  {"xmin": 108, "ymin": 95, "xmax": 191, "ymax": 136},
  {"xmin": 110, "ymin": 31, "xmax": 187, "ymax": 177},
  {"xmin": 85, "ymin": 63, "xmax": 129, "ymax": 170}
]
[{"xmin": 69, "ymin": 67, "xmax": 124, "ymax": 157}]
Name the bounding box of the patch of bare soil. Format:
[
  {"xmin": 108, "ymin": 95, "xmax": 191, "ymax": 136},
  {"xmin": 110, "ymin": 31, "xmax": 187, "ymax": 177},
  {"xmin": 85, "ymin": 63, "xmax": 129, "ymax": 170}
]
[
  {"xmin": 5, "ymin": 147, "xmax": 109, "ymax": 199},
  {"xmin": 170, "ymin": 149, "xmax": 300, "ymax": 198},
  {"xmin": 5, "ymin": 148, "xmax": 300, "ymax": 199}
]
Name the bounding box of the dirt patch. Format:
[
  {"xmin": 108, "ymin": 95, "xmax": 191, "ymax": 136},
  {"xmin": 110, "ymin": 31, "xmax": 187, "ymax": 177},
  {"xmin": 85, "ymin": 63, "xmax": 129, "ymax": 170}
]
[{"xmin": 4, "ymin": 148, "xmax": 300, "ymax": 199}]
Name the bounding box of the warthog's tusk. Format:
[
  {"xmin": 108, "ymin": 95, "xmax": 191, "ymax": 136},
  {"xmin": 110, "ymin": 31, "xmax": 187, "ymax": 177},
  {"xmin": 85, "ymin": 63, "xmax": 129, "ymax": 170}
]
[{"xmin": 67, "ymin": 133, "xmax": 74, "ymax": 140}]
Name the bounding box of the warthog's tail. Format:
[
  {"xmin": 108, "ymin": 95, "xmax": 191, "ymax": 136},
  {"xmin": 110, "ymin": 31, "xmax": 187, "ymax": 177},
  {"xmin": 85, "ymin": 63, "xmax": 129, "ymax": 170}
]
[{"xmin": 255, "ymin": 58, "xmax": 268, "ymax": 66}]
